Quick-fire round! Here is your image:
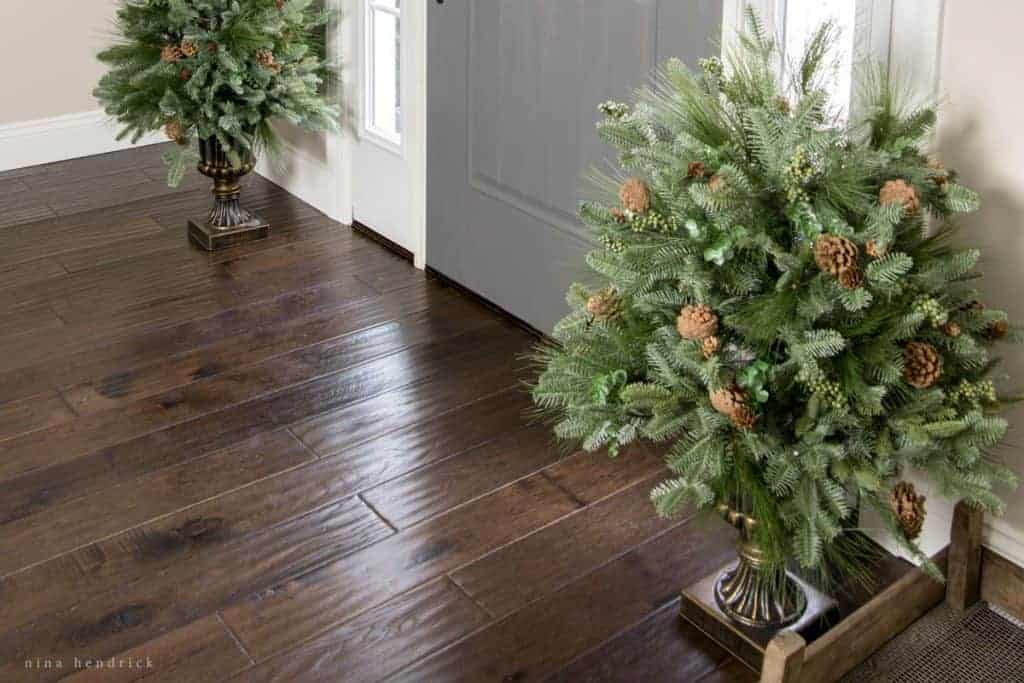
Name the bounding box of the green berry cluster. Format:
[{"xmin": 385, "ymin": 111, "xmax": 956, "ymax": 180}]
[
  {"xmin": 913, "ymin": 296, "xmax": 948, "ymax": 326},
  {"xmin": 631, "ymin": 211, "xmax": 678, "ymax": 235},
  {"xmin": 699, "ymin": 56, "xmax": 724, "ymax": 79},
  {"xmin": 808, "ymin": 379, "xmax": 846, "ymax": 411},
  {"xmin": 598, "ymin": 101, "xmax": 630, "ymax": 120},
  {"xmin": 796, "ymin": 363, "xmax": 826, "ymax": 386},
  {"xmin": 948, "ymin": 379, "xmax": 997, "ymax": 406},
  {"xmin": 783, "ymin": 145, "xmax": 814, "ymax": 203},
  {"xmin": 600, "ymin": 234, "xmax": 626, "ymax": 253}
]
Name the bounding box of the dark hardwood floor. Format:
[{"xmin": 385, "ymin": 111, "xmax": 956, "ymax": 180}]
[{"xmin": 0, "ymin": 145, "xmax": 902, "ymax": 682}]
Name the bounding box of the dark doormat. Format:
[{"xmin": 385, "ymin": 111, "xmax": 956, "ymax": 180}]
[{"xmin": 842, "ymin": 602, "xmax": 1024, "ymax": 682}]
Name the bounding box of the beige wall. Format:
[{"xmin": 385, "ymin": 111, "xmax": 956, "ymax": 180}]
[
  {"xmin": 937, "ymin": 0, "xmax": 1024, "ymax": 555},
  {"xmin": 0, "ymin": 0, "xmax": 118, "ymax": 125}
]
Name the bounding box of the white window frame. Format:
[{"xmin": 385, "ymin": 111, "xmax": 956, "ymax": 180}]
[{"xmin": 362, "ymin": 0, "xmax": 404, "ymax": 154}]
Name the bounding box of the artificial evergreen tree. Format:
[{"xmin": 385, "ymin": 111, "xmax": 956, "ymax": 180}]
[
  {"xmin": 95, "ymin": 0, "xmax": 339, "ymax": 186},
  {"xmin": 532, "ymin": 9, "xmax": 1019, "ymax": 608}
]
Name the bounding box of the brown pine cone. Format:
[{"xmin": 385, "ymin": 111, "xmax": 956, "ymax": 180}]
[
  {"xmin": 609, "ymin": 207, "xmax": 627, "ymax": 223},
  {"xmin": 163, "ymin": 120, "xmax": 187, "ymax": 145},
  {"xmin": 942, "ymin": 321, "xmax": 962, "ymax": 338},
  {"xmin": 730, "ymin": 405, "xmax": 758, "ymax": 431},
  {"xmin": 879, "ymin": 179, "xmax": 921, "ymax": 215},
  {"xmin": 687, "ymin": 162, "xmax": 707, "ymax": 179},
  {"xmin": 701, "ymin": 335, "xmax": 720, "ymax": 359},
  {"xmin": 903, "ymin": 341, "xmax": 942, "ymax": 389},
  {"xmin": 814, "ymin": 234, "xmax": 859, "ymax": 276},
  {"xmin": 161, "ymin": 45, "xmax": 184, "ymax": 63},
  {"xmin": 710, "ymin": 385, "xmax": 748, "ymax": 418},
  {"xmin": 927, "ymin": 157, "xmax": 950, "ymax": 192},
  {"xmin": 708, "ymin": 174, "xmax": 727, "ymax": 193},
  {"xmin": 276, "ymin": 0, "xmax": 286, "ymax": 8},
  {"xmin": 256, "ymin": 48, "xmax": 281, "ymax": 72},
  {"xmin": 619, "ymin": 178, "xmax": 650, "ymax": 214},
  {"xmin": 865, "ymin": 239, "xmax": 889, "ymax": 259},
  {"xmin": 180, "ymin": 68, "xmax": 192, "ymax": 82},
  {"xmin": 838, "ymin": 268, "xmax": 864, "ymax": 290},
  {"xmin": 207, "ymin": 41, "xmax": 219, "ymax": 54},
  {"xmin": 890, "ymin": 481, "xmax": 926, "ymax": 540},
  {"xmin": 986, "ymin": 319, "xmax": 1010, "ymax": 340},
  {"xmin": 677, "ymin": 304, "xmax": 719, "ymax": 340},
  {"xmin": 180, "ymin": 40, "xmax": 199, "ymax": 58},
  {"xmin": 586, "ymin": 287, "xmax": 622, "ymax": 322}
]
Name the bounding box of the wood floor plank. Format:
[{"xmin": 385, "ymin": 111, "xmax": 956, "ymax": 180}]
[
  {"xmin": 449, "ymin": 477, "xmax": 681, "ymax": 620},
  {"xmin": 0, "ymin": 390, "xmax": 75, "ymax": 442},
  {"xmin": 388, "ymin": 515, "xmax": 735, "ymax": 683},
  {"xmin": 220, "ymin": 475, "xmax": 580, "ymax": 661},
  {"xmin": 0, "ymin": 277, "xmax": 426, "ymax": 407},
  {"xmin": 361, "ymin": 423, "xmax": 560, "ymax": 529},
  {"xmin": 0, "ymin": 323, "xmax": 525, "ymax": 529},
  {"xmin": 0, "ymin": 258, "xmax": 66, "ymax": 291},
  {"xmin": 547, "ymin": 602, "xmax": 731, "ymax": 683},
  {"xmin": 63, "ymin": 614, "xmax": 252, "ymax": 682},
  {"xmin": 543, "ymin": 444, "xmax": 665, "ymax": 504},
  {"xmin": 0, "ymin": 388, "xmax": 531, "ymax": 633},
  {"xmin": 0, "ymin": 496, "xmax": 392, "ymax": 682},
  {"xmin": 231, "ymin": 579, "xmax": 489, "ymax": 681},
  {"xmin": 0, "ymin": 212, "xmax": 164, "ymax": 269},
  {"xmin": 0, "ymin": 306, "xmax": 498, "ymax": 487},
  {"xmin": 59, "ymin": 285, "xmax": 471, "ymax": 416},
  {"xmin": 0, "ymin": 431, "xmax": 313, "ymax": 577}
]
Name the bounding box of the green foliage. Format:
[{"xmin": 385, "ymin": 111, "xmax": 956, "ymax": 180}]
[
  {"xmin": 95, "ymin": 0, "xmax": 339, "ymax": 185},
  {"xmin": 531, "ymin": 9, "xmax": 1018, "ymax": 584}
]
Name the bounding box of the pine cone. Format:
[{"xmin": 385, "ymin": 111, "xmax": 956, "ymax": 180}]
[
  {"xmin": 879, "ymin": 179, "xmax": 921, "ymax": 215},
  {"xmin": 677, "ymin": 304, "xmax": 719, "ymax": 340},
  {"xmin": 609, "ymin": 207, "xmax": 627, "ymax": 223},
  {"xmin": 730, "ymin": 405, "xmax": 758, "ymax": 431},
  {"xmin": 986, "ymin": 319, "xmax": 1010, "ymax": 341},
  {"xmin": 814, "ymin": 234, "xmax": 859, "ymax": 276},
  {"xmin": 687, "ymin": 162, "xmax": 707, "ymax": 179},
  {"xmin": 180, "ymin": 68, "xmax": 192, "ymax": 82},
  {"xmin": 710, "ymin": 385, "xmax": 748, "ymax": 418},
  {"xmin": 619, "ymin": 178, "xmax": 650, "ymax": 214},
  {"xmin": 708, "ymin": 174, "xmax": 727, "ymax": 193},
  {"xmin": 256, "ymin": 48, "xmax": 281, "ymax": 72},
  {"xmin": 163, "ymin": 120, "xmax": 187, "ymax": 145},
  {"xmin": 865, "ymin": 239, "xmax": 889, "ymax": 259},
  {"xmin": 903, "ymin": 341, "xmax": 942, "ymax": 389},
  {"xmin": 701, "ymin": 335, "xmax": 720, "ymax": 359},
  {"xmin": 276, "ymin": 0, "xmax": 286, "ymax": 8},
  {"xmin": 161, "ymin": 45, "xmax": 184, "ymax": 63},
  {"xmin": 890, "ymin": 481, "xmax": 926, "ymax": 540},
  {"xmin": 942, "ymin": 321, "xmax": 962, "ymax": 338},
  {"xmin": 838, "ymin": 267, "xmax": 864, "ymax": 290},
  {"xmin": 586, "ymin": 287, "xmax": 622, "ymax": 322},
  {"xmin": 927, "ymin": 157, "xmax": 950, "ymax": 192},
  {"xmin": 207, "ymin": 41, "xmax": 219, "ymax": 54},
  {"xmin": 774, "ymin": 96, "xmax": 791, "ymax": 115},
  {"xmin": 180, "ymin": 40, "xmax": 199, "ymax": 58}
]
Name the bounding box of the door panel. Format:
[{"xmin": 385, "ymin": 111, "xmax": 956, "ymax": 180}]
[{"xmin": 428, "ymin": 0, "xmax": 722, "ymax": 332}]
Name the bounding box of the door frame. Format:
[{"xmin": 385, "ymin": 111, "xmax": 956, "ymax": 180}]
[{"xmin": 327, "ymin": 0, "xmax": 427, "ymax": 268}]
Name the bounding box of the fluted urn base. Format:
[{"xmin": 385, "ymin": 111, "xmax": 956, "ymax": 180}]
[
  {"xmin": 714, "ymin": 542, "xmax": 807, "ymax": 629},
  {"xmin": 187, "ymin": 137, "xmax": 270, "ymax": 251}
]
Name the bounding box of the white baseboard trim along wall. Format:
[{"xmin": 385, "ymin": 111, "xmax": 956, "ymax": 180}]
[{"xmin": 0, "ymin": 110, "xmax": 163, "ymax": 173}]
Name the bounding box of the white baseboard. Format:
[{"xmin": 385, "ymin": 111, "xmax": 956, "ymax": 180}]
[
  {"xmin": 0, "ymin": 110, "xmax": 164, "ymax": 173},
  {"xmin": 255, "ymin": 140, "xmax": 339, "ymax": 220}
]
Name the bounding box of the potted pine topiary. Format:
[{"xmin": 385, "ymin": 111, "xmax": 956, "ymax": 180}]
[
  {"xmin": 531, "ymin": 7, "xmax": 1019, "ymax": 652},
  {"xmin": 95, "ymin": 0, "xmax": 339, "ymax": 250}
]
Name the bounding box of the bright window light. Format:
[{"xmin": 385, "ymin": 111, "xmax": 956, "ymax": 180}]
[{"xmin": 365, "ymin": 0, "xmax": 402, "ymax": 145}]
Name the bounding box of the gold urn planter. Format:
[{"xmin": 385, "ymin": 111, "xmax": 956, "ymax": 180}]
[
  {"xmin": 680, "ymin": 502, "xmax": 839, "ymax": 672},
  {"xmin": 187, "ymin": 137, "xmax": 269, "ymax": 251}
]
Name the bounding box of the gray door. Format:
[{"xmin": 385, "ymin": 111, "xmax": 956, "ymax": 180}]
[{"xmin": 427, "ymin": 0, "xmax": 723, "ymax": 332}]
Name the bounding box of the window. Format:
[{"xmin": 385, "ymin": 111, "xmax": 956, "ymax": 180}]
[{"xmin": 365, "ymin": 0, "xmax": 402, "ymax": 146}]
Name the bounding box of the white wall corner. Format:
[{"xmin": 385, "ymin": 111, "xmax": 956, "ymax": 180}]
[{"xmin": 0, "ymin": 110, "xmax": 163, "ymax": 174}]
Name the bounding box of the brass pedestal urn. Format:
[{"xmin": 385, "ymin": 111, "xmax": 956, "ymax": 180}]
[
  {"xmin": 713, "ymin": 503, "xmax": 807, "ymax": 629},
  {"xmin": 187, "ymin": 137, "xmax": 269, "ymax": 251}
]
